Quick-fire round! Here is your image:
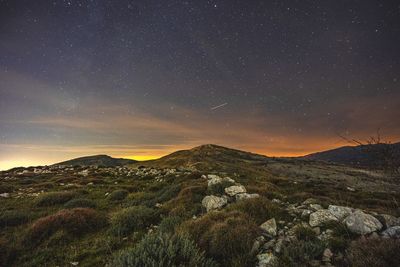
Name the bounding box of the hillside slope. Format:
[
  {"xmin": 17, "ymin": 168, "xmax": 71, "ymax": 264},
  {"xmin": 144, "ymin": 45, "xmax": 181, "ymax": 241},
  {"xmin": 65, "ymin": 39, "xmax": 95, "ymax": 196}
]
[{"xmin": 55, "ymin": 155, "xmax": 136, "ymax": 167}]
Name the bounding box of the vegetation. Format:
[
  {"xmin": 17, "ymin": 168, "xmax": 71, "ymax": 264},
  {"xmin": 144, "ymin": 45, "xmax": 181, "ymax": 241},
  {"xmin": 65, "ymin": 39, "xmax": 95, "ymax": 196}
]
[
  {"xmin": 279, "ymin": 239, "xmax": 326, "ymax": 267},
  {"xmin": 64, "ymin": 198, "xmax": 97, "ymax": 209},
  {"xmin": 108, "ymin": 190, "xmax": 129, "ymax": 201},
  {"xmin": 111, "ymin": 233, "xmax": 218, "ymax": 267},
  {"xmin": 35, "ymin": 191, "xmax": 76, "ymax": 206}
]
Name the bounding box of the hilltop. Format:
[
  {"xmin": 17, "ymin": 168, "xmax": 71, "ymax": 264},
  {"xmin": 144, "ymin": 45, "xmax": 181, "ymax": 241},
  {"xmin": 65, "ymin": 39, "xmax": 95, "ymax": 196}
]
[{"xmin": 54, "ymin": 154, "xmax": 137, "ymax": 167}]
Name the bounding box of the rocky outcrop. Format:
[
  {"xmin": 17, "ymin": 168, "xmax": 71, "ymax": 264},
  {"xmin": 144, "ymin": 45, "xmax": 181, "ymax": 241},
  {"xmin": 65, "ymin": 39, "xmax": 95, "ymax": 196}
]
[
  {"xmin": 224, "ymin": 185, "xmax": 246, "ymax": 196},
  {"xmin": 257, "ymin": 252, "xmax": 278, "ymax": 267},
  {"xmin": 309, "ymin": 209, "xmax": 338, "ymax": 227},
  {"xmin": 328, "ymin": 205, "xmax": 353, "ymax": 221},
  {"xmin": 235, "ymin": 193, "xmax": 260, "ymax": 201},
  {"xmin": 201, "ymin": 195, "xmax": 228, "ymax": 212},
  {"xmin": 260, "ymin": 218, "xmax": 277, "ymax": 236},
  {"xmin": 343, "ymin": 210, "xmax": 383, "ymax": 235},
  {"xmin": 381, "ymin": 226, "xmax": 400, "ymax": 238}
]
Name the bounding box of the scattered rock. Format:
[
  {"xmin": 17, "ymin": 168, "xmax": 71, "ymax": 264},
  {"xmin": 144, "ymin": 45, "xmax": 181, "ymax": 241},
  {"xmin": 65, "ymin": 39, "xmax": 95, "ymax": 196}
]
[
  {"xmin": 309, "ymin": 204, "xmax": 323, "ymax": 211},
  {"xmin": 322, "ymin": 248, "xmax": 333, "ymax": 263},
  {"xmin": 260, "ymin": 218, "xmax": 277, "ymax": 236},
  {"xmin": 235, "ymin": 192, "xmax": 260, "ymax": 201},
  {"xmin": 377, "ymin": 214, "xmax": 400, "ymax": 228},
  {"xmin": 328, "ymin": 205, "xmax": 353, "ymax": 221},
  {"xmin": 346, "ymin": 186, "xmax": 356, "ymax": 192},
  {"xmin": 201, "ymin": 195, "xmax": 228, "ymax": 212},
  {"xmin": 257, "ymin": 252, "xmax": 278, "ymax": 267},
  {"xmin": 224, "ymin": 185, "xmax": 246, "ymax": 196},
  {"xmin": 303, "ymin": 198, "xmax": 319, "ymax": 205},
  {"xmin": 309, "ymin": 209, "xmax": 338, "ymax": 227},
  {"xmin": 381, "ymin": 226, "xmax": 400, "ymax": 238},
  {"xmin": 343, "ymin": 210, "xmax": 383, "ymax": 235},
  {"xmin": 0, "ymin": 193, "xmax": 10, "ymax": 198}
]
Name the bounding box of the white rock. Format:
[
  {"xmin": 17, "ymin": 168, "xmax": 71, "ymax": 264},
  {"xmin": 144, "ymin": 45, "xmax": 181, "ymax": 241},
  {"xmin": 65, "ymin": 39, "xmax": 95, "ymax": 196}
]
[
  {"xmin": 235, "ymin": 193, "xmax": 260, "ymax": 201},
  {"xmin": 343, "ymin": 210, "xmax": 383, "ymax": 235},
  {"xmin": 260, "ymin": 218, "xmax": 277, "ymax": 236},
  {"xmin": 309, "ymin": 204, "xmax": 323, "ymax": 211},
  {"xmin": 201, "ymin": 195, "xmax": 228, "ymax": 212},
  {"xmin": 309, "ymin": 209, "xmax": 338, "ymax": 227},
  {"xmin": 224, "ymin": 185, "xmax": 246, "ymax": 196},
  {"xmin": 257, "ymin": 252, "xmax": 278, "ymax": 267},
  {"xmin": 0, "ymin": 193, "xmax": 10, "ymax": 198},
  {"xmin": 328, "ymin": 205, "xmax": 353, "ymax": 221}
]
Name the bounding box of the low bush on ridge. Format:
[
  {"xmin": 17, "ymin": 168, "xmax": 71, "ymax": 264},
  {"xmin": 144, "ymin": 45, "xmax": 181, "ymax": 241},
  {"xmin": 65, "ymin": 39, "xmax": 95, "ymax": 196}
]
[
  {"xmin": 35, "ymin": 191, "xmax": 76, "ymax": 207},
  {"xmin": 111, "ymin": 233, "xmax": 218, "ymax": 267},
  {"xmin": 26, "ymin": 208, "xmax": 107, "ymax": 244},
  {"xmin": 64, "ymin": 198, "xmax": 97, "ymax": 209}
]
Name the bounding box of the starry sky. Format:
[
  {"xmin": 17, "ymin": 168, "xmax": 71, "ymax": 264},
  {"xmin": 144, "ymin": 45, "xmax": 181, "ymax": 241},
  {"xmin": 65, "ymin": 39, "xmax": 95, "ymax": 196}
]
[{"xmin": 1, "ymin": 0, "xmax": 400, "ymax": 170}]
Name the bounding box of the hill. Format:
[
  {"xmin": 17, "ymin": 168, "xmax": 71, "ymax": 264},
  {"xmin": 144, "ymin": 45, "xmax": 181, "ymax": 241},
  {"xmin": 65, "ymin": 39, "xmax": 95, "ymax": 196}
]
[
  {"xmin": 303, "ymin": 142, "xmax": 400, "ymax": 169},
  {"xmin": 54, "ymin": 154, "xmax": 136, "ymax": 167}
]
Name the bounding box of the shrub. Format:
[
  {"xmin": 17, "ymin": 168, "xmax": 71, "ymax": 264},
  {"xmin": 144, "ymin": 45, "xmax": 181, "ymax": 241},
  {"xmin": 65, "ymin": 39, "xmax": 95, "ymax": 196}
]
[
  {"xmin": 108, "ymin": 190, "xmax": 129, "ymax": 201},
  {"xmin": 279, "ymin": 239, "xmax": 326, "ymax": 267},
  {"xmin": 26, "ymin": 208, "xmax": 107, "ymax": 244},
  {"xmin": 207, "ymin": 180, "xmax": 235, "ymax": 195},
  {"xmin": 226, "ymin": 197, "xmax": 290, "ymax": 224},
  {"xmin": 180, "ymin": 210, "xmax": 260, "ymax": 266},
  {"xmin": 0, "ymin": 184, "xmax": 14, "ymax": 193},
  {"xmin": 126, "ymin": 184, "xmax": 181, "ymax": 207},
  {"xmin": 162, "ymin": 185, "xmax": 206, "ymax": 218},
  {"xmin": 294, "ymin": 225, "xmax": 317, "ymax": 241},
  {"xmin": 158, "ymin": 216, "xmax": 184, "ymax": 234},
  {"xmin": 0, "ymin": 238, "xmax": 15, "ymax": 266},
  {"xmin": 111, "ymin": 233, "xmax": 218, "ymax": 267},
  {"xmin": 111, "ymin": 206, "xmax": 159, "ymax": 237},
  {"xmin": 0, "ymin": 210, "xmax": 30, "ymax": 227},
  {"xmin": 348, "ymin": 238, "xmax": 400, "ymax": 267},
  {"xmin": 64, "ymin": 198, "xmax": 96, "ymax": 209},
  {"xmin": 35, "ymin": 191, "xmax": 76, "ymax": 206}
]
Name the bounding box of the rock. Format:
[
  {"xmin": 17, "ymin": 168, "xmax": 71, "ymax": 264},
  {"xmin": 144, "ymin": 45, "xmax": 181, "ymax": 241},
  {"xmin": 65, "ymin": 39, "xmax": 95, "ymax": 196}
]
[
  {"xmin": 201, "ymin": 195, "xmax": 228, "ymax": 212},
  {"xmin": 312, "ymin": 227, "xmax": 321, "ymax": 235},
  {"xmin": 309, "ymin": 260, "xmax": 321, "ymax": 267},
  {"xmin": 207, "ymin": 175, "xmax": 235, "ymax": 187},
  {"xmin": 328, "ymin": 205, "xmax": 353, "ymax": 221},
  {"xmin": 343, "ymin": 210, "xmax": 383, "ymax": 235},
  {"xmin": 224, "ymin": 185, "xmax": 246, "ymax": 196},
  {"xmin": 251, "ymin": 236, "xmax": 266, "ymax": 255},
  {"xmin": 274, "ymin": 238, "xmax": 283, "ymax": 254},
  {"xmin": 262, "ymin": 239, "xmax": 276, "ymax": 250},
  {"xmin": 70, "ymin": 262, "xmax": 79, "ymax": 266},
  {"xmin": 257, "ymin": 252, "xmax": 278, "ymax": 267},
  {"xmin": 377, "ymin": 214, "xmax": 400, "ymax": 228},
  {"xmin": 301, "ymin": 209, "xmax": 312, "ymax": 218},
  {"xmin": 322, "ymin": 248, "xmax": 333, "ymax": 262},
  {"xmin": 271, "ymin": 199, "xmax": 282, "ymax": 204},
  {"xmin": 303, "ymin": 198, "xmax": 319, "ymax": 205},
  {"xmin": 309, "ymin": 204, "xmax": 323, "ymax": 211},
  {"xmin": 260, "ymin": 218, "xmax": 277, "ymax": 236},
  {"xmin": 235, "ymin": 193, "xmax": 260, "ymax": 201},
  {"xmin": 309, "ymin": 210, "xmax": 338, "ymax": 227},
  {"xmin": 0, "ymin": 193, "xmax": 10, "ymax": 198},
  {"xmin": 346, "ymin": 186, "xmax": 356, "ymax": 192},
  {"xmin": 381, "ymin": 226, "xmax": 400, "ymax": 238}
]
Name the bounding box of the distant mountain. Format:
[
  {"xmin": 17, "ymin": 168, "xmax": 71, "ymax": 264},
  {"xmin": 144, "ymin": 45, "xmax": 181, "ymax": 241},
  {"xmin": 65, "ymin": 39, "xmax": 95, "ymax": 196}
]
[
  {"xmin": 54, "ymin": 155, "xmax": 136, "ymax": 167},
  {"xmin": 303, "ymin": 142, "xmax": 400, "ymax": 169},
  {"xmin": 133, "ymin": 144, "xmax": 270, "ymax": 172}
]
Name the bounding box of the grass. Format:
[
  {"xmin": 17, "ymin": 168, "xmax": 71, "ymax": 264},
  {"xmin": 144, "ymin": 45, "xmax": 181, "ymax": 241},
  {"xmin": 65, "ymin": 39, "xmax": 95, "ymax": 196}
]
[{"xmin": 35, "ymin": 191, "xmax": 77, "ymax": 207}]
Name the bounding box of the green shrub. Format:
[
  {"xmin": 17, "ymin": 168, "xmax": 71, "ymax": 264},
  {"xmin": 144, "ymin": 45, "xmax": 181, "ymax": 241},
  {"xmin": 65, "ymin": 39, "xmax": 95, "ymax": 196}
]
[
  {"xmin": 26, "ymin": 208, "xmax": 107, "ymax": 244},
  {"xmin": 348, "ymin": 238, "xmax": 400, "ymax": 267},
  {"xmin": 279, "ymin": 239, "xmax": 325, "ymax": 267},
  {"xmin": 180, "ymin": 211, "xmax": 260, "ymax": 266},
  {"xmin": 64, "ymin": 198, "xmax": 96, "ymax": 209},
  {"xmin": 111, "ymin": 233, "xmax": 218, "ymax": 267},
  {"xmin": 158, "ymin": 216, "xmax": 184, "ymax": 234},
  {"xmin": 294, "ymin": 225, "xmax": 317, "ymax": 241},
  {"xmin": 126, "ymin": 184, "xmax": 181, "ymax": 207},
  {"xmin": 0, "ymin": 210, "xmax": 30, "ymax": 227},
  {"xmin": 207, "ymin": 180, "xmax": 235, "ymax": 195},
  {"xmin": 35, "ymin": 191, "xmax": 76, "ymax": 206},
  {"xmin": 226, "ymin": 197, "xmax": 290, "ymax": 224},
  {"xmin": 162, "ymin": 185, "xmax": 206, "ymax": 218},
  {"xmin": 108, "ymin": 190, "xmax": 129, "ymax": 201},
  {"xmin": 111, "ymin": 206, "xmax": 159, "ymax": 237}
]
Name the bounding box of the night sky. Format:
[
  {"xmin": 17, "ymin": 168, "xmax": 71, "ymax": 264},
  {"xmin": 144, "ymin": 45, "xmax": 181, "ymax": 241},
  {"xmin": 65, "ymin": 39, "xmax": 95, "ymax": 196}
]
[{"xmin": 1, "ymin": 0, "xmax": 400, "ymax": 170}]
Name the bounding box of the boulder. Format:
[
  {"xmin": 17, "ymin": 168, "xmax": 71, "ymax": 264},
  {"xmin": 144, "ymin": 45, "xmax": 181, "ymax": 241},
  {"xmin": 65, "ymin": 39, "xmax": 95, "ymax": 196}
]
[
  {"xmin": 201, "ymin": 195, "xmax": 228, "ymax": 212},
  {"xmin": 303, "ymin": 198, "xmax": 319, "ymax": 205},
  {"xmin": 207, "ymin": 175, "xmax": 235, "ymax": 187},
  {"xmin": 309, "ymin": 209, "xmax": 338, "ymax": 227},
  {"xmin": 328, "ymin": 205, "xmax": 353, "ymax": 221},
  {"xmin": 257, "ymin": 252, "xmax": 278, "ymax": 267},
  {"xmin": 377, "ymin": 214, "xmax": 400, "ymax": 228},
  {"xmin": 309, "ymin": 204, "xmax": 323, "ymax": 211},
  {"xmin": 381, "ymin": 226, "xmax": 400, "ymax": 238},
  {"xmin": 224, "ymin": 185, "xmax": 246, "ymax": 196},
  {"xmin": 235, "ymin": 193, "xmax": 260, "ymax": 201},
  {"xmin": 343, "ymin": 210, "xmax": 383, "ymax": 235},
  {"xmin": 260, "ymin": 218, "xmax": 277, "ymax": 236}
]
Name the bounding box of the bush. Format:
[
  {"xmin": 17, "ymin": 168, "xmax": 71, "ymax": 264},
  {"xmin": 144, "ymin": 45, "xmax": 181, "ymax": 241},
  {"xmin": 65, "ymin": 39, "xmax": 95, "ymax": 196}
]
[
  {"xmin": 26, "ymin": 208, "xmax": 107, "ymax": 244},
  {"xmin": 0, "ymin": 184, "xmax": 14, "ymax": 193},
  {"xmin": 111, "ymin": 206, "xmax": 159, "ymax": 237},
  {"xmin": 294, "ymin": 225, "xmax": 317, "ymax": 241},
  {"xmin": 226, "ymin": 197, "xmax": 290, "ymax": 224},
  {"xmin": 0, "ymin": 210, "xmax": 30, "ymax": 227},
  {"xmin": 126, "ymin": 184, "xmax": 181, "ymax": 207},
  {"xmin": 158, "ymin": 216, "xmax": 184, "ymax": 234},
  {"xmin": 0, "ymin": 238, "xmax": 15, "ymax": 266},
  {"xmin": 111, "ymin": 233, "xmax": 218, "ymax": 267},
  {"xmin": 35, "ymin": 191, "xmax": 76, "ymax": 206},
  {"xmin": 108, "ymin": 190, "xmax": 129, "ymax": 201},
  {"xmin": 180, "ymin": 211, "xmax": 260, "ymax": 266},
  {"xmin": 64, "ymin": 198, "xmax": 96, "ymax": 209},
  {"xmin": 162, "ymin": 185, "xmax": 206, "ymax": 218},
  {"xmin": 279, "ymin": 239, "xmax": 326, "ymax": 267},
  {"xmin": 348, "ymin": 238, "xmax": 400, "ymax": 267},
  {"xmin": 207, "ymin": 180, "xmax": 235, "ymax": 195}
]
